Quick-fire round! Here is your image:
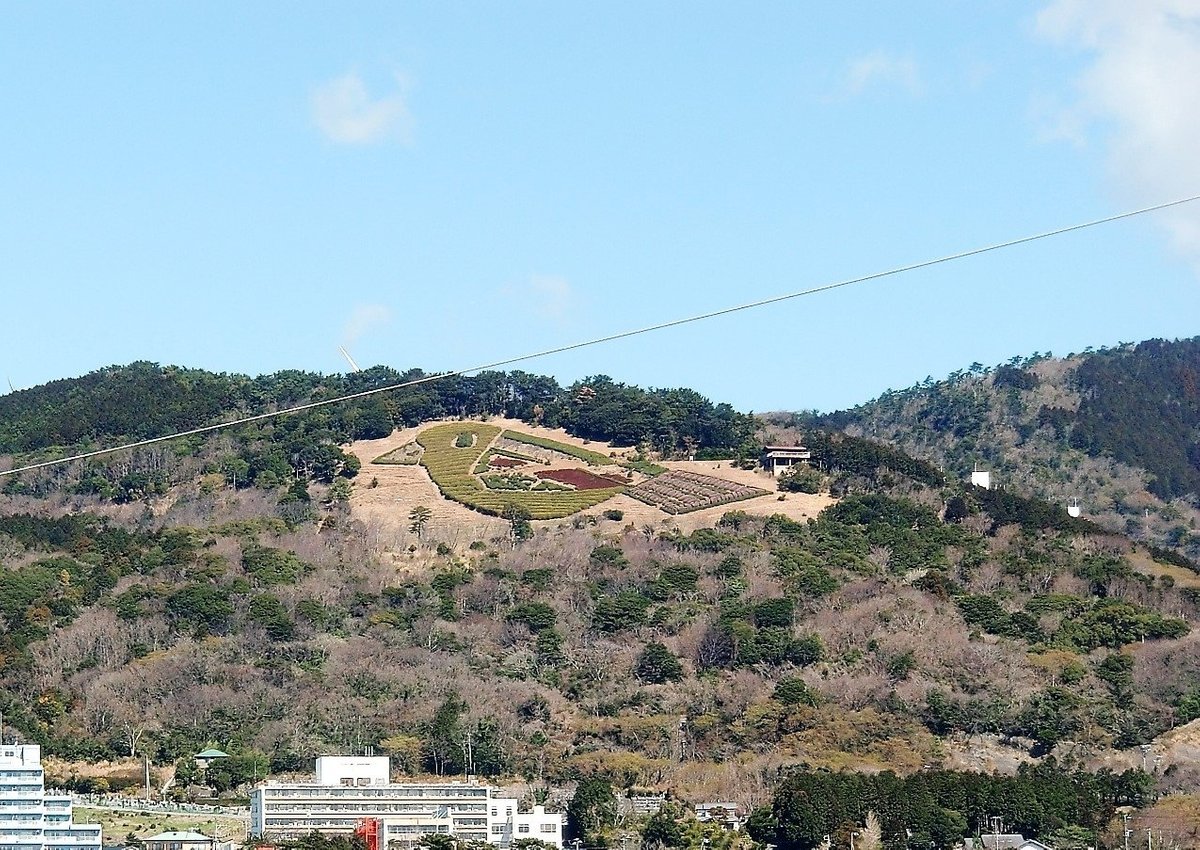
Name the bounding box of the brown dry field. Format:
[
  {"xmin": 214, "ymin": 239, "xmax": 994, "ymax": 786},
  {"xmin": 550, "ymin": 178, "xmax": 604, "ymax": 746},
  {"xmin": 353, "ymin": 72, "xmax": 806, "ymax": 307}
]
[{"xmin": 346, "ymin": 418, "xmax": 833, "ymax": 555}]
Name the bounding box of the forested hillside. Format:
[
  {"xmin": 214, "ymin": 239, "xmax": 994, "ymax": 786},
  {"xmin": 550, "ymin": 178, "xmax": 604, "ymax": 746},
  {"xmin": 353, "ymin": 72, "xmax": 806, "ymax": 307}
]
[
  {"xmin": 777, "ymin": 338, "xmax": 1200, "ymax": 560},
  {"xmin": 3, "ymin": 434, "xmax": 1198, "ymax": 792},
  {"xmin": 3, "ymin": 352, "xmax": 1200, "ymax": 849}
]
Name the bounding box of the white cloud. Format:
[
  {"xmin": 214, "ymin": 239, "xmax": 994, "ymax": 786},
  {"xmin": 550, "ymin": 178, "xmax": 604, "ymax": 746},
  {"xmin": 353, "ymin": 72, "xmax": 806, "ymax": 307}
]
[
  {"xmin": 311, "ymin": 72, "xmax": 413, "ymax": 145},
  {"xmin": 1036, "ymin": 0, "xmax": 1200, "ymax": 258},
  {"xmin": 840, "ymin": 51, "xmax": 922, "ymax": 97},
  {"xmin": 342, "ymin": 304, "xmax": 393, "ymax": 347},
  {"xmin": 499, "ymin": 275, "xmax": 574, "ymax": 323},
  {"xmin": 528, "ymin": 275, "xmax": 573, "ymax": 321}
]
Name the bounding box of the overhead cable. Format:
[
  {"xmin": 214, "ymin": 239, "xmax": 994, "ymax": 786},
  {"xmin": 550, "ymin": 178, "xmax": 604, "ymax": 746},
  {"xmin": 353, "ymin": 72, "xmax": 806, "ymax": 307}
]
[{"xmin": 2, "ymin": 192, "xmax": 1198, "ymax": 479}]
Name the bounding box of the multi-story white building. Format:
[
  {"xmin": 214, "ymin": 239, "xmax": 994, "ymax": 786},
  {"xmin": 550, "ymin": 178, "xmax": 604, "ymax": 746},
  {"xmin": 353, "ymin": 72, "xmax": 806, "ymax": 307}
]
[
  {"xmin": 0, "ymin": 745, "xmax": 102, "ymax": 850},
  {"xmin": 249, "ymin": 757, "xmax": 563, "ymax": 849},
  {"xmin": 500, "ymin": 805, "xmax": 562, "ymax": 847}
]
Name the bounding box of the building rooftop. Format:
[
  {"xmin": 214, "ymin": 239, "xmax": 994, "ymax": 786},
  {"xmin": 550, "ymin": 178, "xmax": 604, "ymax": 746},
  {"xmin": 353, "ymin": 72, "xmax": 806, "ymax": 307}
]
[
  {"xmin": 146, "ymin": 832, "xmax": 213, "ymax": 842},
  {"xmin": 195, "ymin": 749, "xmax": 230, "ymax": 759}
]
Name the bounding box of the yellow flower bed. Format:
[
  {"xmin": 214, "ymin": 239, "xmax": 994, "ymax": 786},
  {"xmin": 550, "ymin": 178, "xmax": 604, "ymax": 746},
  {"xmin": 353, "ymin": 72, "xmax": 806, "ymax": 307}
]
[{"xmin": 416, "ymin": 423, "xmax": 624, "ymax": 519}]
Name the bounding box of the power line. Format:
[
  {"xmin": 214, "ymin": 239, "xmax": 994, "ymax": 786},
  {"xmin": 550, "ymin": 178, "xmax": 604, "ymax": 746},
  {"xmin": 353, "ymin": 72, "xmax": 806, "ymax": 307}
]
[{"xmin": 2, "ymin": 192, "xmax": 1199, "ymax": 480}]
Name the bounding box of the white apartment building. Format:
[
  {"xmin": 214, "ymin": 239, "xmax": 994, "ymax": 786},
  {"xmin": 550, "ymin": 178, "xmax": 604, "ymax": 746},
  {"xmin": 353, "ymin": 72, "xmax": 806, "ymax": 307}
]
[
  {"xmin": 0, "ymin": 745, "xmax": 102, "ymax": 850},
  {"xmin": 498, "ymin": 804, "xmax": 562, "ymax": 847},
  {"xmin": 249, "ymin": 756, "xmax": 563, "ymax": 849}
]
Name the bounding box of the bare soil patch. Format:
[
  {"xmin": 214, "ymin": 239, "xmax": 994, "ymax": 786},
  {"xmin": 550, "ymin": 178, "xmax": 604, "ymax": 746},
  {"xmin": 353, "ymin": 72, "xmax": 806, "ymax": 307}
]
[{"xmin": 348, "ymin": 424, "xmax": 508, "ymax": 556}]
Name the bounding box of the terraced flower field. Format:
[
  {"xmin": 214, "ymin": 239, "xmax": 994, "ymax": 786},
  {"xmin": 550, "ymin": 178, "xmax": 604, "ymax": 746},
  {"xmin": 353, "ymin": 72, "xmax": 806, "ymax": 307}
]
[
  {"xmin": 626, "ymin": 469, "xmax": 770, "ymax": 514},
  {"xmin": 414, "ymin": 423, "xmax": 625, "ymax": 519}
]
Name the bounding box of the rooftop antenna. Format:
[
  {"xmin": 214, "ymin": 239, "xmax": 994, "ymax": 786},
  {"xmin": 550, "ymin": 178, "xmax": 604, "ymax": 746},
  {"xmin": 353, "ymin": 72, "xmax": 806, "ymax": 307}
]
[{"xmin": 339, "ymin": 346, "xmax": 363, "ymax": 373}]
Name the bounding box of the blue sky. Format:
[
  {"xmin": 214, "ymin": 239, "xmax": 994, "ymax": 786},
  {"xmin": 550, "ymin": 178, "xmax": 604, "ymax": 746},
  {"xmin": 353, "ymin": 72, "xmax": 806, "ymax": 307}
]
[{"xmin": 2, "ymin": 1, "xmax": 1198, "ymax": 413}]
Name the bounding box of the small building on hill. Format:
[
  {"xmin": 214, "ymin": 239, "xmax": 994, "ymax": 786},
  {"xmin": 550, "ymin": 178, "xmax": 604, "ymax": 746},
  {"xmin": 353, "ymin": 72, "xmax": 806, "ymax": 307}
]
[
  {"xmin": 970, "ymin": 465, "xmax": 992, "ymax": 490},
  {"xmin": 625, "ymin": 793, "xmax": 666, "ymax": 816},
  {"xmin": 695, "ymin": 801, "xmax": 741, "ymax": 831},
  {"xmin": 194, "ymin": 748, "xmax": 230, "ymax": 770},
  {"xmin": 761, "ymin": 445, "xmax": 811, "ymax": 477}
]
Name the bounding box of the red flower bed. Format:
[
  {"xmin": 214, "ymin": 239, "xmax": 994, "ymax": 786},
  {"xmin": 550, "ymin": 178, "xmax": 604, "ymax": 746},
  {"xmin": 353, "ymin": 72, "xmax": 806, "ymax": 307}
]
[
  {"xmin": 536, "ymin": 468, "xmax": 628, "ymax": 490},
  {"xmin": 488, "ymin": 456, "xmax": 527, "ymax": 468}
]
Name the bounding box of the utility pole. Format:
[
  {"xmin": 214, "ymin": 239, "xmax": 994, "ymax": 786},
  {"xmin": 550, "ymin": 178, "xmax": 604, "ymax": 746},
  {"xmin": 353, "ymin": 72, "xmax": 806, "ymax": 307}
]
[
  {"xmin": 1122, "ymin": 813, "xmax": 1132, "ymax": 850},
  {"xmin": 991, "ymin": 816, "xmax": 1003, "ymax": 848},
  {"xmin": 1146, "ymin": 827, "xmax": 1153, "ymax": 850}
]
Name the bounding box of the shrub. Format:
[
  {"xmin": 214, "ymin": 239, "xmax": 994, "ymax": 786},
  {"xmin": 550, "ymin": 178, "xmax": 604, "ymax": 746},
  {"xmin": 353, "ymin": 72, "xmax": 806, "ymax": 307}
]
[
  {"xmin": 590, "ymin": 545, "xmax": 628, "ymax": 568},
  {"xmin": 593, "ymin": 591, "xmax": 650, "ymax": 632},
  {"xmin": 655, "ymin": 563, "xmax": 699, "ymax": 595},
  {"xmin": 507, "ymin": 601, "xmax": 557, "ymax": 633},
  {"xmin": 166, "ymin": 584, "xmax": 233, "ymax": 634},
  {"xmin": 247, "ymin": 593, "xmax": 296, "ymax": 641},
  {"xmin": 790, "ymin": 633, "xmax": 824, "ymax": 666},
  {"xmin": 777, "ymin": 464, "xmax": 823, "ymax": 493},
  {"xmin": 752, "ymin": 597, "xmax": 794, "ymax": 629},
  {"xmin": 520, "ymin": 568, "xmax": 554, "ymax": 591},
  {"xmin": 242, "ymin": 544, "xmax": 307, "ymax": 586},
  {"xmin": 634, "ymin": 642, "xmax": 684, "ymax": 683},
  {"xmin": 773, "ymin": 677, "xmax": 819, "ymax": 706}
]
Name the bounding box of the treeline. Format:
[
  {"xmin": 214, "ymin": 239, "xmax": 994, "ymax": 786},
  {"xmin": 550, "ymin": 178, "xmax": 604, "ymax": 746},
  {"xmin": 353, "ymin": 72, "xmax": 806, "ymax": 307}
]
[
  {"xmin": 805, "ymin": 431, "xmax": 944, "ymax": 488},
  {"xmin": 946, "ymin": 485, "xmax": 1104, "ymax": 535},
  {"xmin": 0, "ymin": 362, "xmax": 758, "ymax": 459},
  {"xmin": 749, "ymin": 762, "xmax": 1152, "ymax": 850}
]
